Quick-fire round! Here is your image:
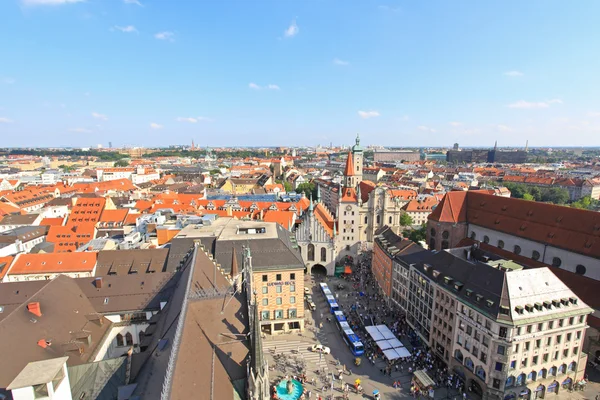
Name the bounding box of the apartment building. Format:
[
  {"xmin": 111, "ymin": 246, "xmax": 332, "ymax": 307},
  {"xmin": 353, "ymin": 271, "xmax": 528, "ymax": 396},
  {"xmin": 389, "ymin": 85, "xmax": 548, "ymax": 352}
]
[
  {"xmin": 171, "ymin": 218, "xmax": 305, "ymax": 335},
  {"xmin": 396, "ymin": 247, "xmax": 592, "ymax": 400}
]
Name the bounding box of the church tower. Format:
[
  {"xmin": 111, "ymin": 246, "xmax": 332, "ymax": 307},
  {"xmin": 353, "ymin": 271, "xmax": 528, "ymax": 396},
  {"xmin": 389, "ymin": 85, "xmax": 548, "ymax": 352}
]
[
  {"xmin": 351, "ymin": 133, "xmax": 363, "ymax": 185},
  {"xmin": 343, "ymin": 151, "xmax": 356, "ymax": 189}
]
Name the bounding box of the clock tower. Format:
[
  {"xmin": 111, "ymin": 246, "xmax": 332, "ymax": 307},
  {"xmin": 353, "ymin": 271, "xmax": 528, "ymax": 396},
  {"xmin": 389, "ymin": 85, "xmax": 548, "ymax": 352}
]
[{"xmin": 351, "ymin": 133, "xmax": 363, "ymax": 185}]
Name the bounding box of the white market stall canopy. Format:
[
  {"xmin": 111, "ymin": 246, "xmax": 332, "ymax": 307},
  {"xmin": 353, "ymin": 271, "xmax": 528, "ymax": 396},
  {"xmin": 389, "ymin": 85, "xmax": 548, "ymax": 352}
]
[{"xmin": 365, "ymin": 324, "xmax": 412, "ymax": 360}]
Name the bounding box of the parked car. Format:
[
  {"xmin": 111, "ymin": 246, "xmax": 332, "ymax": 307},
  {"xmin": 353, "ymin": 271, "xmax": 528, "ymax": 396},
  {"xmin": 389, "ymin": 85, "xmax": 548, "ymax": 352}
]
[
  {"xmin": 305, "ymin": 294, "xmax": 313, "ymax": 303},
  {"xmin": 311, "ymin": 344, "xmax": 331, "ymax": 354},
  {"xmin": 307, "ymin": 301, "xmax": 316, "ymax": 311},
  {"xmin": 304, "ymin": 288, "xmax": 311, "ymax": 295}
]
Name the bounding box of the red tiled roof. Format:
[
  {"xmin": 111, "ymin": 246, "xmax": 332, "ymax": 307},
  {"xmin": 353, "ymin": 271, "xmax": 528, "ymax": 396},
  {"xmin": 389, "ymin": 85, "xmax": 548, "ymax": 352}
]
[
  {"xmin": 9, "ymin": 252, "xmax": 97, "ymax": 275},
  {"xmin": 99, "ymin": 209, "xmax": 129, "ymax": 224},
  {"xmin": 67, "ymin": 198, "xmax": 106, "ymax": 227},
  {"xmin": 344, "ymin": 151, "xmax": 354, "ymax": 177},
  {"xmin": 46, "ymin": 223, "xmax": 97, "ymax": 253},
  {"xmin": 341, "ymin": 187, "xmax": 357, "ymax": 203},
  {"xmin": 428, "ymin": 191, "xmax": 468, "ymax": 223},
  {"xmin": 39, "ymin": 217, "xmax": 64, "ymax": 227}
]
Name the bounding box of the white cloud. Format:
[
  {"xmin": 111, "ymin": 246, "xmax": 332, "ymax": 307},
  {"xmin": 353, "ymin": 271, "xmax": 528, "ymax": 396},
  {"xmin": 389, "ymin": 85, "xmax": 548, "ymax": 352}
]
[
  {"xmin": 0, "ymin": 117, "xmax": 13, "ymax": 123},
  {"xmin": 267, "ymin": 84, "xmax": 280, "ymax": 90},
  {"xmin": 150, "ymin": 122, "xmax": 163, "ymax": 129},
  {"xmin": 176, "ymin": 117, "xmax": 198, "ymax": 123},
  {"xmin": 92, "ymin": 112, "xmax": 108, "ymax": 120},
  {"xmin": 69, "ymin": 127, "xmax": 91, "ymax": 133},
  {"xmin": 249, "ymin": 83, "xmax": 261, "ymax": 90},
  {"xmin": 284, "ymin": 20, "xmax": 299, "ymax": 38},
  {"xmin": 449, "ymin": 121, "xmax": 462, "ymax": 127},
  {"xmin": 504, "ymin": 70, "xmax": 524, "ymax": 77},
  {"xmin": 22, "ymin": 0, "xmax": 83, "ymax": 5},
  {"xmin": 333, "ymin": 58, "xmax": 349, "ymax": 66},
  {"xmin": 112, "ymin": 25, "xmax": 138, "ymax": 33},
  {"xmin": 123, "ymin": 0, "xmax": 143, "ymax": 6},
  {"xmin": 417, "ymin": 125, "xmax": 436, "ymax": 132},
  {"xmin": 587, "ymin": 111, "xmax": 600, "ymax": 117},
  {"xmin": 507, "ymin": 99, "xmax": 562, "ymax": 109},
  {"xmin": 497, "ymin": 124, "xmax": 513, "ymax": 132},
  {"xmin": 154, "ymin": 31, "xmax": 175, "ymax": 41},
  {"xmin": 358, "ymin": 110, "xmax": 380, "ymax": 119}
]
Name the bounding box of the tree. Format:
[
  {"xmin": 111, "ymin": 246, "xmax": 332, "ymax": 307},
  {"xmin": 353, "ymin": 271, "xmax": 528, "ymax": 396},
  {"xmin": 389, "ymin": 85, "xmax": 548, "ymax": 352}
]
[
  {"xmin": 114, "ymin": 160, "xmax": 129, "ymax": 167},
  {"xmin": 282, "ymin": 181, "xmax": 293, "ymax": 193},
  {"xmin": 399, "ymin": 213, "xmax": 413, "ymax": 226},
  {"xmin": 209, "ymin": 169, "xmax": 221, "ymax": 175},
  {"xmin": 522, "ymin": 193, "xmax": 535, "ymax": 201},
  {"xmin": 571, "ymin": 196, "xmax": 595, "ymax": 210},
  {"xmin": 541, "ymin": 187, "xmax": 570, "ymax": 204},
  {"xmin": 295, "ymin": 182, "xmax": 318, "ymax": 199},
  {"xmin": 403, "ymin": 224, "xmax": 426, "ymax": 244}
]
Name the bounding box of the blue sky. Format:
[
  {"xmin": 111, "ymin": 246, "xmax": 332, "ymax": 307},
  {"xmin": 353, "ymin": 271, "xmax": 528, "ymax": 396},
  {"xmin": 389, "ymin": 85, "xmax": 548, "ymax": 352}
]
[{"xmin": 1, "ymin": 0, "xmax": 599, "ymax": 148}]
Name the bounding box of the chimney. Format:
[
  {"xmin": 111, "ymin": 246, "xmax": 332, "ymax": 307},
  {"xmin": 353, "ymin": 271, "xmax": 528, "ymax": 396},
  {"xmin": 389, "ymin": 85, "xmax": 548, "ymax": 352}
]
[
  {"xmin": 27, "ymin": 302, "xmax": 42, "ymax": 317},
  {"xmin": 94, "ymin": 277, "xmax": 103, "ymax": 289}
]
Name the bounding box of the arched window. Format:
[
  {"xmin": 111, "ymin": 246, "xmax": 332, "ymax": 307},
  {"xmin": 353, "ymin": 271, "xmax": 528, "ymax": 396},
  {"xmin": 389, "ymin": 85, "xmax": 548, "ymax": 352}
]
[
  {"xmin": 532, "ymin": 250, "xmax": 541, "ymax": 261},
  {"xmin": 116, "ymin": 333, "xmax": 124, "ymax": 347},
  {"xmin": 139, "ymin": 330, "xmax": 145, "ymax": 344},
  {"xmin": 431, "ymin": 228, "xmax": 437, "ymax": 236},
  {"xmin": 557, "ymin": 364, "xmax": 566, "ymax": 374},
  {"xmin": 527, "ymin": 371, "xmax": 536, "ymax": 381},
  {"xmin": 442, "ymin": 231, "xmax": 449, "ymax": 239},
  {"xmin": 389, "ymin": 216, "xmax": 392, "ymax": 224},
  {"xmin": 568, "ymin": 362, "xmax": 576, "ymax": 371},
  {"xmin": 538, "ymin": 369, "xmax": 547, "ymax": 379},
  {"xmin": 430, "ymin": 238, "xmax": 436, "ymax": 249},
  {"xmin": 516, "ymin": 373, "xmax": 526, "ymax": 386},
  {"xmin": 498, "ymin": 240, "xmax": 505, "ymax": 249},
  {"xmin": 575, "ymin": 265, "xmax": 586, "ymax": 275},
  {"xmin": 514, "ymin": 245, "xmax": 521, "ymax": 255},
  {"xmin": 454, "ymin": 349, "xmax": 464, "ymax": 363},
  {"xmin": 506, "ymin": 376, "xmax": 515, "ymax": 388},
  {"xmin": 364, "ymin": 216, "xmax": 368, "ymax": 224},
  {"xmin": 441, "ymin": 240, "xmax": 449, "ymax": 250},
  {"xmin": 307, "ymin": 244, "xmax": 315, "ymax": 261},
  {"xmin": 552, "ymin": 257, "xmax": 562, "ymax": 267},
  {"xmin": 125, "ymin": 332, "xmax": 133, "ymax": 346},
  {"xmin": 476, "ymin": 366, "xmax": 486, "ymax": 381},
  {"xmin": 470, "ymin": 231, "xmax": 476, "ymax": 240},
  {"xmin": 321, "ymin": 247, "xmax": 327, "ymax": 262},
  {"xmin": 483, "ymin": 235, "xmax": 490, "ymax": 244},
  {"xmin": 465, "ymin": 357, "xmax": 474, "ymax": 371},
  {"xmin": 376, "ymin": 215, "xmax": 381, "ymax": 224},
  {"xmin": 549, "ymin": 367, "xmax": 557, "ymax": 376}
]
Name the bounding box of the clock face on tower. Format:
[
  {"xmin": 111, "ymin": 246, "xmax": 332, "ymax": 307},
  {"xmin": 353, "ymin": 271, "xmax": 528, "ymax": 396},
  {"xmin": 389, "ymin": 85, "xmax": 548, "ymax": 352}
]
[{"xmin": 345, "ymin": 205, "xmax": 352, "ymax": 211}]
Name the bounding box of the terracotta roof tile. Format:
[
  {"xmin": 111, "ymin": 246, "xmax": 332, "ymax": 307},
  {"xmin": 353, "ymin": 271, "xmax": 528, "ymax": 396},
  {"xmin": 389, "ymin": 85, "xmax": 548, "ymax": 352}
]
[{"xmin": 9, "ymin": 252, "xmax": 97, "ymax": 275}]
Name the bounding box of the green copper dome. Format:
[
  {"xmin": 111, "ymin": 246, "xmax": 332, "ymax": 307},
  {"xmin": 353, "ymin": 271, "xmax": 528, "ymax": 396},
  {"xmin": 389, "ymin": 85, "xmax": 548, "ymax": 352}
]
[{"xmin": 351, "ymin": 133, "xmax": 363, "ymax": 152}]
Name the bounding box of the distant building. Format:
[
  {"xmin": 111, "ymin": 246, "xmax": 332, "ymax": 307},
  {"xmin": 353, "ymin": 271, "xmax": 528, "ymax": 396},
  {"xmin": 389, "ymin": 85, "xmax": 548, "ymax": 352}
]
[
  {"xmin": 374, "ymin": 150, "xmax": 421, "ymax": 163},
  {"xmin": 446, "ymin": 149, "xmax": 527, "ymax": 164}
]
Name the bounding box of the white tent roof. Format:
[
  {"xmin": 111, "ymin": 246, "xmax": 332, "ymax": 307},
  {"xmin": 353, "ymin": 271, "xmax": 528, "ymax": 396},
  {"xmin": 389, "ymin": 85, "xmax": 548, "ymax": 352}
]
[
  {"xmin": 376, "ymin": 324, "xmax": 396, "ymax": 340},
  {"xmin": 383, "ymin": 348, "xmax": 401, "ymax": 360},
  {"xmin": 365, "ymin": 326, "xmax": 385, "ymax": 341},
  {"xmin": 395, "ymin": 346, "xmax": 411, "ymax": 358},
  {"xmin": 387, "ymin": 338, "xmax": 403, "ymax": 349},
  {"xmin": 377, "ymin": 340, "xmax": 393, "ymax": 350}
]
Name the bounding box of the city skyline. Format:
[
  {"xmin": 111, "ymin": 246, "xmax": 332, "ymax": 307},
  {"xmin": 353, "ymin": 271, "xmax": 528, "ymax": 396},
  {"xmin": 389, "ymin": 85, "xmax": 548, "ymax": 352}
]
[{"xmin": 1, "ymin": 0, "xmax": 600, "ymax": 147}]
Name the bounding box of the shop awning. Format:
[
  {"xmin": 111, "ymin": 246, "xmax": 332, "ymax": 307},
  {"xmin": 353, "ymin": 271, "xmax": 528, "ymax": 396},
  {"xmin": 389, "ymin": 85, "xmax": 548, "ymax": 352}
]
[
  {"xmin": 344, "ymin": 265, "xmax": 352, "ymax": 274},
  {"xmin": 413, "ymin": 370, "xmax": 435, "ymax": 388}
]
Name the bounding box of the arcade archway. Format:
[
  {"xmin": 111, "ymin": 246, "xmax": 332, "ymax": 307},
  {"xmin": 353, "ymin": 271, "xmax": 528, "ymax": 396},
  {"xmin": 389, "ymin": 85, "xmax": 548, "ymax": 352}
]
[{"xmin": 310, "ymin": 264, "xmax": 327, "ymax": 275}]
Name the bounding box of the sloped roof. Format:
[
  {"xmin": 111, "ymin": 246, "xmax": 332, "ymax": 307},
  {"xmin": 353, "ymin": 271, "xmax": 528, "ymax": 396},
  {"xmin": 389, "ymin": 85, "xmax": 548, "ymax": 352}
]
[
  {"xmin": 9, "ymin": 252, "xmax": 97, "ymax": 275},
  {"xmin": 427, "ymin": 191, "xmax": 468, "ymax": 223},
  {"xmin": 344, "ymin": 151, "xmax": 354, "ymax": 177}
]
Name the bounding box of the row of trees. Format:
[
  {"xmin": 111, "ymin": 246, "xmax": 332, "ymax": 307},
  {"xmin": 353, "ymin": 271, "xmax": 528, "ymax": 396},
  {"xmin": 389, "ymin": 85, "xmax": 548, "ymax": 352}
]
[
  {"xmin": 502, "ymin": 182, "xmax": 570, "ymax": 204},
  {"xmin": 9, "ymin": 149, "xmax": 129, "ymax": 161}
]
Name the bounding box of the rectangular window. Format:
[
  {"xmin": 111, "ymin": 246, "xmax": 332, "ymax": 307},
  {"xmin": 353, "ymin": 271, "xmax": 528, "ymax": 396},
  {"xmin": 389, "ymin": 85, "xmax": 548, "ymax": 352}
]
[
  {"xmin": 276, "ymin": 297, "xmax": 282, "ymax": 305},
  {"xmin": 546, "ymin": 337, "xmax": 552, "ymax": 346},
  {"xmin": 482, "ymin": 336, "xmax": 489, "ymax": 347},
  {"xmin": 497, "ymin": 345, "xmax": 506, "ymax": 355},
  {"xmin": 525, "ymin": 342, "xmax": 530, "ymax": 351},
  {"xmin": 517, "ymin": 327, "xmax": 522, "ymax": 336},
  {"xmin": 510, "ymin": 360, "xmax": 516, "ymax": 369},
  {"xmin": 290, "ymin": 284, "xmax": 296, "ymax": 292},
  {"xmin": 275, "ymin": 310, "xmax": 284, "ymax": 319},
  {"xmin": 535, "ymin": 339, "xmax": 541, "ymax": 349},
  {"xmin": 261, "ymin": 311, "xmax": 270, "ymax": 320},
  {"xmin": 576, "ymin": 331, "xmax": 582, "ymax": 340},
  {"xmin": 579, "ymin": 315, "xmax": 585, "ymax": 323},
  {"xmin": 276, "ymin": 286, "xmax": 282, "ymax": 293},
  {"xmin": 262, "ymin": 274, "xmax": 268, "ymax": 282},
  {"xmin": 543, "ymin": 353, "xmax": 549, "ymax": 362},
  {"xmin": 556, "ymin": 335, "xmax": 562, "ymax": 344},
  {"xmin": 549, "ymin": 321, "xmax": 554, "ymax": 329},
  {"xmin": 566, "ymin": 333, "xmax": 572, "ymax": 342},
  {"xmin": 290, "ymin": 273, "xmax": 296, "ymax": 280},
  {"xmin": 532, "ymin": 355, "xmax": 538, "ymax": 365},
  {"xmin": 514, "ymin": 344, "xmax": 519, "ymax": 352},
  {"xmin": 480, "ymin": 352, "xmax": 487, "ymax": 363},
  {"xmin": 573, "ymin": 347, "xmax": 578, "ymax": 355},
  {"xmin": 290, "ymin": 296, "xmax": 296, "ymax": 304},
  {"xmin": 485, "ymin": 320, "xmax": 491, "ymax": 330},
  {"xmin": 569, "ymin": 317, "xmax": 574, "ymax": 325},
  {"xmin": 457, "ymin": 334, "xmax": 463, "ymax": 346},
  {"xmin": 262, "ymin": 299, "xmax": 268, "ymax": 306},
  {"xmin": 289, "ymin": 308, "xmax": 297, "ymax": 318},
  {"xmin": 527, "ymin": 325, "xmax": 532, "ymax": 333},
  {"xmin": 562, "ymin": 349, "xmax": 569, "ymax": 358},
  {"xmin": 537, "ymin": 323, "xmax": 543, "ymax": 331},
  {"xmin": 466, "ymin": 326, "xmax": 473, "ymax": 336},
  {"xmin": 499, "ymin": 327, "xmax": 508, "ymax": 338},
  {"xmin": 262, "ymin": 286, "xmax": 268, "ymax": 294},
  {"xmin": 554, "ymin": 351, "xmax": 559, "ymax": 360},
  {"xmin": 495, "ymin": 362, "xmax": 504, "ymax": 372},
  {"xmin": 276, "ymin": 274, "xmax": 282, "ymax": 281},
  {"xmin": 521, "ymin": 358, "xmax": 527, "ymax": 368}
]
